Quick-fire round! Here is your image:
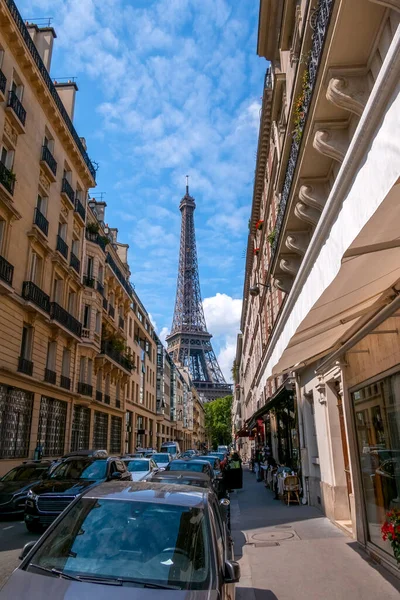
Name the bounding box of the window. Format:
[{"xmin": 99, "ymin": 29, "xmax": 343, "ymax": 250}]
[
  {"xmin": 96, "ymin": 369, "xmax": 102, "ymax": 393},
  {"xmin": 20, "ymin": 324, "xmax": 33, "ymax": 360},
  {"xmin": 53, "ymin": 276, "xmax": 63, "ymax": 304},
  {"xmin": 29, "ymin": 251, "xmax": 43, "ymax": 285},
  {"xmin": 36, "ymin": 194, "xmax": 48, "ymax": 217},
  {"xmin": 145, "ymin": 320, "xmax": 149, "ymax": 331},
  {"xmin": 116, "ymin": 381, "xmax": 120, "ymax": 402},
  {"xmin": 95, "ymin": 310, "xmax": 101, "ymax": 334},
  {"xmin": 0, "ymin": 385, "xmax": 34, "ymax": 459},
  {"xmin": 76, "ymin": 186, "xmax": 83, "ymax": 202},
  {"xmin": 11, "ymin": 75, "xmax": 23, "ymax": 101},
  {"xmin": 0, "ymin": 219, "xmax": 5, "ymax": 254},
  {"xmin": 98, "ymin": 265, "xmax": 104, "ymax": 284},
  {"xmin": 129, "ymin": 317, "xmax": 132, "ymax": 337},
  {"xmin": 138, "ymin": 311, "xmax": 143, "ymax": 323},
  {"xmin": 1, "ymin": 146, "xmax": 14, "ymax": 170},
  {"xmin": 46, "ymin": 341, "xmax": 57, "ymax": 371},
  {"xmin": 93, "ymin": 411, "xmax": 108, "ymax": 449},
  {"xmin": 86, "ymin": 256, "xmax": 94, "ymax": 278},
  {"xmin": 58, "ymin": 221, "xmax": 67, "ymax": 241},
  {"xmin": 43, "ymin": 132, "xmax": 54, "ymax": 153},
  {"xmin": 72, "ymin": 237, "xmax": 79, "ymax": 257},
  {"xmin": 70, "ymin": 405, "xmax": 90, "ymax": 452},
  {"xmin": 87, "ymin": 359, "xmax": 93, "ymax": 386},
  {"xmin": 110, "ymin": 416, "xmax": 122, "ymax": 453},
  {"xmin": 68, "ymin": 290, "xmax": 76, "ymax": 316},
  {"xmin": 61, "ymin": 348, "xmax": 71, "ymax": 378},
  {"xmin": 105, "ymin": 374, "xmax": 110, "ymax": 397},
  {"xmin": 83, "ymin": 305, "xmax": 91, "ymax": 329},
  {"xmin": 63, "ymin": 167, "xmax": 72, "ymax": 183},
  {"xmin": 38, "ymin": 396, "xmax": 67, "ymax": 456},
  {"xmin": 79, "ymin": 357, "xmax": 86, "ymax": 383}
]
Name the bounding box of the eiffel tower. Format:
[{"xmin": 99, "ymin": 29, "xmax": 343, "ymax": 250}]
[{"xmin": 166, "ymin": 178, "xmax": 232, "ymax": 402}]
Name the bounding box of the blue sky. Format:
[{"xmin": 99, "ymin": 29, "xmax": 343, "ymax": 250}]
[{"xmin": 18, "ymin": 0, "xmax": 266, "ymax": 380}]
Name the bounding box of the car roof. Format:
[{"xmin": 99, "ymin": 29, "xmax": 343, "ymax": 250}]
[
  {"xmin": 122, "ymin": 457, "xmax": 150, "ymax": 461},
  {"xmin": 151, "ymin": 471, "xmax": 211, "ymax": 482},
  {"xmin": 82, "ymin": 481, "xmax": 207, "ymax": 508},
  {"xmin": 20, "ymin": 460, "xmax": 52, "ymax": 466}
]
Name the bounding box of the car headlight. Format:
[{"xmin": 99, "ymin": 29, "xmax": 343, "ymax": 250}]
[{"xmin": 27, "ymin": 490, "xmax": 38, "ymax": 502}]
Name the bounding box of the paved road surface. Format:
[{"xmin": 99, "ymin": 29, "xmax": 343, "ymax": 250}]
[{"xmin": 0, "ymin": 517, "xmax": 40, "ymax": 589}]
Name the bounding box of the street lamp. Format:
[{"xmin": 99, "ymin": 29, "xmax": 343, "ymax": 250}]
[{"xmin": 249, "ymin": 281, "xmax": 271, "ymax": 297}]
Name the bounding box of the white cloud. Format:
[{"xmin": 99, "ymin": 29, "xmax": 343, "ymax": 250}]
[
  {"xmin": 203, "ymin": 293, "xmax": 242, "ymax": 337},
  {"xmin": 159, "ymin": 326, "xmax": 169, "ymax": 345},
  {"xmin": 217, "ymin": 336, "xmax": 237, "ymax": 383}
]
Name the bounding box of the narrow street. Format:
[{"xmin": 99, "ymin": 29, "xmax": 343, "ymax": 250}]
[
  {"xmin": 0, "ymin": 519, "xmax": 39, "ymax": 589},
  {"xmin": 232, "ymin": 469, "xmax": 400, "ymax": 600}
]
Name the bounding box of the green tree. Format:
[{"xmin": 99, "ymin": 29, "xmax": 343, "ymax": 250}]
[{"xmin": 204, "ymin": 395, "xmax": 232, "ymax": 450}]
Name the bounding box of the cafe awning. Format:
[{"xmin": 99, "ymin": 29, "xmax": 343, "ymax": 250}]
[{"xmin": 247, "ymin": 384, "xmax": 294, "ymax": 430}]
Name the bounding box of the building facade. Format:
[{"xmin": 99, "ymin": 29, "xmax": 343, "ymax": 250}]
[{"xmin": 237, "ymin": 0, "xmax": 400, "ymax": 577}]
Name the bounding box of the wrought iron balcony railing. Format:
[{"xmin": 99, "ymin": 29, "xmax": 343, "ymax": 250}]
[
  {"xmin": 100, "ymin": 341, "xmax": 133, "ymax": 372},
  {"xmin": 97, "ymin": 280, "xmax": 104, "ymax": 295},
  {"xmin": 22, "ymin": 280, "xmax": 50, "ymax": 313},
  {"xmin": 106, "ymin": 253, "xmax": 134, "ymax": 297},
  {"xmin": 70, "ymin": 252, "xmax": 80, "ymax": 274},
  {"xmin": 50, "ymin": 302, "xmax": 82, "ymax": 337},
  {"xmin": 77, "ymin": 382, "xmax": 93, "ymax": 397},
  {"xmin": 56, "ymin": 235, "xmax": 68, "ymax": 259},
  {"xmin": 0, "ymin": 161, "xmax": 15, "ymax": 195},
  {"xmin": 0, "ymin": 254, "xmax": 14, "ymax": 286},
  {"xmin": 33, "ymin": 207, "xmax": 49, "ymax": 236},
  {"xmin": 85, "ymin": 230, "xmax": 107, "ymax": 252},
  {"xmin": 104, "ymin": 394, "xmax": 110, "ymax": 405},
  {"xmin": 269, "ymin": 0, "xmax": 334, "ymax": 269},
  {"xmin": 61, "ymin": 177, "xmax": 75, "ymax": 205},
  {"xmin": 41, "ymin": 145, "xmax": 57, "ymax": 176},
  {"xmin": 96, "ymin": 390, "xmax": 103, "ymax": 402},
  {"xmin": 0, "ymin": 69, "xmax": 6, "ymax": 94},
  {"xmin": 74, "ymin": 198, "xmax": 86, "ymax": 222},
  {"xmin": 83, "ymin": 275, "xmax": 95, "ymax": 288},
  {"xmin": 7, "ymin": 90, "xmax": 26, "ymax": 126},
  {"xmin": 60, "ymin": 375, "xmax": 71, "ymax": 390},
  {"xmin": 18, "ymin": 357, "xmax": 33, "ymax": 376},
  {"xmin": 44, "ymin": 368, "xmax": 56, "ymax": 384}
]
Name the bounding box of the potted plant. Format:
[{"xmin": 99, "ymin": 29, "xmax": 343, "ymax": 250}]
[
  {"xmin": 381, "ymin": 509, "xmax": 400, "ymax": 563},
  {"xmin": 267, "ymin": 229, "xmax": 276, "ymax": 245},
  {"xmin": 255, "ymin": 219, "xmax": 264, "ymax": 231},
  {"xmin": 86, "ymin": 221, "xmax": 99, "ymax": 234},
  {"xmin": 253, "ymin": 248, "xmax": 260, "ymax": 256}
]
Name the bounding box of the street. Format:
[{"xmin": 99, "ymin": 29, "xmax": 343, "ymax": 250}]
[{"xmin": 0, "ymin": 518, "xmax": 39, "ymax": 589}]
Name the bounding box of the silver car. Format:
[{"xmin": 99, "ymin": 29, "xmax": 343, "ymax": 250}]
[
  {"xmin": 122, "ymin": 458, "xmax": 158, "ymax": 481},
  {"xmin": 2, "ymin": 481, "xmax": 240, "ymax": 598}
]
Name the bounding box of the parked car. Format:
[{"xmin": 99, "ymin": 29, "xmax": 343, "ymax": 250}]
[
  {"xmin": 160, "ymin": 441, "xmax": 181, "ymax": 458},
  {"xmin": 181, "ymin": 450, "xmax": 197, "ymax": 459},
  {"xmin": 152, "ymin": 453, "xmax": 172, "ymax": 470},
  {"xmin": 209, "ymin": 452, "xmax": 228, "ymax": 462},
  {"xmin": 24, "ymin": 451, "xmax": 131, "ymax": 532},
  {"xmin": 121, "ymin": 458, "xmax": 158, "ymax": 481},
  {"xmin": 6, "ymin": 481, "xmax": 239, "ymax": 597},
  {"xmin": 196, "ymin": 456, "xmax": 222, "ymax": 475},
  {"xmin": 0, "ymin": 460, "xmax": 54, "ymax": 516},
  {"xmin": 217, "ymin": 445, "xmax": 229, "ymax": 454},
  {"xmin": 146, "ymin": 470, "xmax": 214, "ymax": 490}
]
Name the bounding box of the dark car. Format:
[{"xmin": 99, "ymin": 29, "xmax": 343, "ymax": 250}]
[
  {"xmin": 24, "ymin": 452, "xmax": 131, "ymax": 532},
  {"xmin": 197, "ymin": 456, "xmax": 222, "ymax": 474},
  {"xmin": 146, "ymin": 471, "xmax": 213, "ymax": 490},
  {"xmin": 5, "ymin": 481, "xmax": 239, "ymax": 598},
  {"xmin": 0, "ymin": 461, "xmax": 53, "ymax": 516},
  {"xmin": 180, "ymin": 450, "xmax": 197, "ymax": 459},
  {"xmin": 165, "ymin": 459, "xmax": 225, "ymax": 498}
]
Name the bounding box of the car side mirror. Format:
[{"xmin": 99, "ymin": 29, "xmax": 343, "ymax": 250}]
[
  {"xmin": 224, "ymin": 560, "xmax": 240, "ymax": 583},
  {"xmin": 220, "ymin": 498, "xmax": 230, "ymax": 507},
  {"xmin": 19, "ymin": 541, "xmax": 37, "ymax": 561},
  {"xmin": 110, "ymin": 471, "xmax": 122, "ymax": 480}
]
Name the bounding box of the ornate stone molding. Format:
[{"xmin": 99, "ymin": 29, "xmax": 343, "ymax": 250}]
[
  {"xmin": 3, "ymin": 117, "xmax": 18, "ymax": 147},
  {"xmin": 39, "ymin": 169, "xmax": 50, "ymax": 194},
  {"xmin": 313, "ymin": 125, "xmax": 349, "ymax": 162},
  {"xmin": 285, "ymin": 231, "xmax": 310, "ymax": 256},
  {"xmin": 294, "ymin": 202, "xmax": 321, "ymax": 226},
  {"xmin": 315, "ymin": 378, "xmax": 327, "ymax": 404},
  {"xmin": 279, "ymin": 255, "xmax": 302, "ymax": 277},
  {"xmin": 298, "ymin": 180, "xmax": 328, "ymax": 211},
  {"xmin": 326, "ymin": 69, "xmax": 368, "ymax": 116},
  {"xmin": 367, "ymin": 0, "xmax": 400, "ymax": 11},
  {"xmin": 273, "ymin": 274, "xmax": 294, "ymax": 294}
]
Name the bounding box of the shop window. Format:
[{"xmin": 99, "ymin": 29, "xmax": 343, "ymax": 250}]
[
  {"xmin": 0, "ymin": 385, "xmax": 33, "ymax": 458},
  {"xmin": 38, "ymin": 396, "xmax": 67, "ymax": 456}
]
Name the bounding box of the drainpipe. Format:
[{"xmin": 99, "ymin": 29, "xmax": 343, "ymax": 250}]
[{"xmin": 295, "ymin": 372, "xmax": 308, "ymax": 504}]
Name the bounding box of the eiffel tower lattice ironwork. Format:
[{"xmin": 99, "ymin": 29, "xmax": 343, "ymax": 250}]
[{"xmin": 166, "ymin": 178, "xmax": 232, "ymax": 402}]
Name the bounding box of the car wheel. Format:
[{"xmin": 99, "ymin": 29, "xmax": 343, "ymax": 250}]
[{"xmin": 25, "ymin": 521, "xmax": 43, "ymax": 534}]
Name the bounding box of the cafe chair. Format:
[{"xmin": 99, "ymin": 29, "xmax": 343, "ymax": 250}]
[{"xmin": 283, "ymin": 475, "xmax": 300, "ymax": 505}]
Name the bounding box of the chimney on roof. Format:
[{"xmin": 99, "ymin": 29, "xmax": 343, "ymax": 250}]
[
  {"xmin": 26, "ymin": 23, "xmax": 56, "ymax": 72},
  {"xmin": 88, "ymin": 199, "xmax": 106, "ymax": 223},
  {"xmin": 54, "ymin": 80, "xmax": 78, "ymax": 121}
]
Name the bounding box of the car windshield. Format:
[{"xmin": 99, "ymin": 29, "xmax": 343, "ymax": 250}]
[
  {"xmin": 162, "ymin": 446, "xmax": 177, "ymax": 455},
  {"xmin": 26, "ymin": 497, "xmax": 211, "ymax": 590},
  {"xmin": 1, "ymin": 465, "xmax": 48, "ymax": 482},
  {"xmin": 154, "ymin": 454, "xmax": 169, "ymax": 463},
  {"xmin": 199, "ymin": 457, "xmax": 217, "ymax": 468},
  {"xmin": 50, "ymin": 460, "xmax": 107, "ymax": 481},
  {"xmin": 126, "ymin": 460, "xmax": 149, "ymax": 472},
  {"xmin": 168, "ymin": 462, "xmax": 206, "ymax": 473}
]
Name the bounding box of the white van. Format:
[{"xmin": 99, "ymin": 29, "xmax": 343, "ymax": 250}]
[
  {"xmin": 160, "ymin": 441, "xmax": 181, "ymax": 458},
  {"xmin": 217, "ymin": 445, "xmax": 229, "ymax": 454}
]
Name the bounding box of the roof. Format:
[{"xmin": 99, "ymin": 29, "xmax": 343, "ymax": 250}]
[
  {"xmin": 82, "ymin": 481, "xmax": 206, "ymax": 508},
  {"xmin": 151, "ymin": 471, "xmax": 211, "ymax": 482}
]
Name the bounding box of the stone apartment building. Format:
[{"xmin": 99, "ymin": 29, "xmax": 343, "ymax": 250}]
[{"xmin": 236, "ymin": 0, "xmax": 400, "ymax": 577}]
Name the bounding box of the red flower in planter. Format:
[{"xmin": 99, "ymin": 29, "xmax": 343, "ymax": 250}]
[
  {"xmin": 381, "ymin": 509, "xmax": 400, "ymax": 562},
  {"xmin": 255, "ymin": 219, "xmax": 264, "ymax": 231},
  {"xmin": 253, "ymin": 248, "xmax": 260, "ymax": 256}
]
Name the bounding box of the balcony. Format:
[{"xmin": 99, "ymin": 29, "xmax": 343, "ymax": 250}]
[
  {"xmin": 61, "ymin": 177, "xmax": 75, "ymax": 206},
  {"xmin": 22, "ymin": 281, "xmax": 50, "ymax": 313},
  {"xmin": 18, "ymin": 357, "xmax": 33, "ymax": 376},
  {"xmin": 96, "ymin": 390, "xmax": 103, "ymax": 402},
  {"xmin": 100, "ymin": 341, "xmax": 133, "ymax": 372},
  {"xmin": 33, "ymin": 207, "xmax": 49, "ymax": 237},
  {"xmin": 7, "ymin": 90, "xmax": 26, "ymax": 132},
  {"xmin": 50, "ymin": 302, "xmax": 82, "ymax": 338},
  {"xmin": 0, "ymin": 69, "xmax": 6, "ymax": 96},
  {"xmin": 83, "ymin": 275, "xmax": 95, "ymax": 288},
  {"xmin": 44, "ymin": 368, "xmax": 56, "ymax": 385},
  {"xmin": 60, "ymin": 375, "xmax": 71, "ymax": 390},
  {"xmin": 0, "ymin": 161, "xmax": 15, "ymax": 196},
  {"xmin": 77, "ymin": 382, "xmax": 93, "ymax": 397},
  {"xmin": 108, "ymin": 304, "xmax": 115, "ymax": 319},
  {"xmin": 102, "ymin": 297, "xmax": 108, "ymax": 311},
  {"xmin": 97, "ymin": 280, "xmax": 104, "ymax": 295},
  {"xmin": 40, "ymin": 145, "xmax": 57, "ymax": 180},
  {"xmin": 70, "ymin": 252, "xmax": 80, "ymax": 274},
  {"xmin": 0, "ymin": 255, "xmax": 14, "ymax": 287},
  {"xmin": 56, "ymin": 235, "xmax": 68, "ymax": 260},
  {"xmin": 106, "ymin": 252, "xmax": 134, "ymax": 298},
  {"xmin": 74, "ymin": 198, "xmax": 86, "ymax": 223},
  {"xmin": 85, "ymin": 230, "xmax": 107, "ymax": 252},
  {"xmin": 119, "ymin": 316, "xmax": 125, "ymax": 330},
  {"xmin": 104, "ymin": 394, "xmax": 110, "ymax": 405}
]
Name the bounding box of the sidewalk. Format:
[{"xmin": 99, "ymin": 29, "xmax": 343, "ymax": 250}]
[{"xmin": 231, "ymin": 468, "xmax": 400, "ymax": 600}]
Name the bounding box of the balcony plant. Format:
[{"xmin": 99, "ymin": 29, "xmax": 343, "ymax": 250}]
[
  {"xmin": 293, "ymin": 69, "xmax": 310, "ymax": 143},
  {"xmin": 381, "ymin": 509, "xmax": 400, "ymax": 563},
  {"xmin": 98, "ymin": 235, "xmax": 110, "ymax": 247},
  {"xmin": 253, "ymin": 248, "xmax": 260, "ymax": 256},
  {"xmin": 255, "ymin": 219, "xmax": 264, "ymax": 231},
  {"xmin": 267, "ymin": 229, "xmax": 276, "ymax": 246},
  {"xmin": 86, "ymin": 221, "xmax": 99, "ymax": 234}
]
